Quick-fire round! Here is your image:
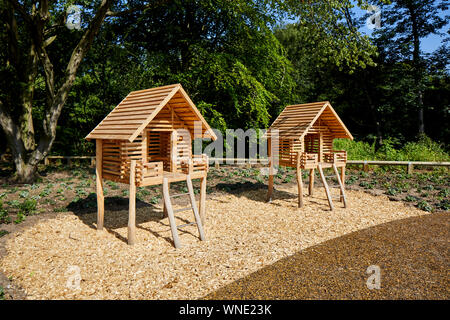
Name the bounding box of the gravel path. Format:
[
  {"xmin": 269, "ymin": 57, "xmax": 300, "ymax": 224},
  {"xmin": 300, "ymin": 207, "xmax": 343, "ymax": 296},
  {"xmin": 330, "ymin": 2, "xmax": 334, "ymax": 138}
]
[{"xmin": 204, "ymin": 211, "xmax": 449, "ymax": 300}]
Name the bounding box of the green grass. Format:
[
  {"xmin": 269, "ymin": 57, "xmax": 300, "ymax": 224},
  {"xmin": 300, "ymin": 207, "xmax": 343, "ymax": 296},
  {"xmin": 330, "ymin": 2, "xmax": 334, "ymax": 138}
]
[{"xmin": 334, "ymin": 135, "xmax": 449, "ymax": 162}]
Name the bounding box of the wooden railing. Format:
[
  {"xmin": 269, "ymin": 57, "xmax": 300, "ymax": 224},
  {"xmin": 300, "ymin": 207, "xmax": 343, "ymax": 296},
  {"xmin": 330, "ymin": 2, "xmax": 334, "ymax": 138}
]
[
  {"xmin": 324, "ymin": 150, "xmax": 347, "ymax": 164},
  {"xmin": 300, "ymin": 152, "xmax": 319, "ymax": 168},
  {"xmin": 180, "ymin": 154, "xmax": 209, "ymax": 173},
  {"xmin": 30, "ymin": 155, "xmax": 450, "ymax": 175}
]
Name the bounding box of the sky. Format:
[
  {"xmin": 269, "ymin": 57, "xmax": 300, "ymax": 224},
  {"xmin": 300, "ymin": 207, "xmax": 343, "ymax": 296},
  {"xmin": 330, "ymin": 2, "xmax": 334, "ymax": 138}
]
[{"xmin": 353, "ymin": 4, "xmax": 449, "ymax": 53}]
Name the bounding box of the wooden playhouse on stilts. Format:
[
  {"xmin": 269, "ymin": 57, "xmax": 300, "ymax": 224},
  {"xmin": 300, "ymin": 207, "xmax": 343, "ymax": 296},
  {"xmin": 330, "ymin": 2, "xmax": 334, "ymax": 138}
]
[
  {"xmin": 266, "ymin": 101, "xmax": 353, "ymax": 210},
  {"xmin": 86, "ymin": 84, "xmax": 217, "ymax": 247}
]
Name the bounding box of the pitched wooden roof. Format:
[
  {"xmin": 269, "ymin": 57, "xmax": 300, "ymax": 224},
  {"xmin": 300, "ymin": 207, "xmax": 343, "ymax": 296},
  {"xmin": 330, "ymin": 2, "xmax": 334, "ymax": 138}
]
[
  {"xmin": 266, "ymin": 101, "xmax": 353, "ymax": 139},
  {"xmin": 86, "ymin": 84, "xmax": 217, "ymax": 142}
]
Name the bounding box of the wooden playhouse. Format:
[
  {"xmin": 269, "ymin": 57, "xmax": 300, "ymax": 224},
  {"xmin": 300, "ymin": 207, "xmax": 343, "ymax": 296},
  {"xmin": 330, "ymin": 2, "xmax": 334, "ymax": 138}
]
[
  {"xmin": 86, "ymin": 84, "xmax": 217, "ymax": 247},
  {"xmin": 266, "ymin": 101, "xmax": 353, "ymax": 210}
]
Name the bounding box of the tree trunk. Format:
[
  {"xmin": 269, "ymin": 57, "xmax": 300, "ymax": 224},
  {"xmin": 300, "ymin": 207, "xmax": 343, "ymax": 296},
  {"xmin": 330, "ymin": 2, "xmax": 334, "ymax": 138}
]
[
  {"xmin": 0, "ymin": 0, "xmax": 114, "ymax": 183},
  {"xmin": 362, "ymin": 74, "xmax": 383, "ymax": 149},
  {"xmin": 410, "ymin": 6, "xmax": 425, "ymax": 135},
  {"xmin": 15, "ymin": 159, "xmax": 37, "ymax": 183}
]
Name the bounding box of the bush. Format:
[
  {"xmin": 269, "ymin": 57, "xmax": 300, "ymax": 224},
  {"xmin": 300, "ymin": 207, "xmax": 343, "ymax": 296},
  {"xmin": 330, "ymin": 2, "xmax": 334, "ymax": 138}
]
[
  {"xmin": 334, "ymin": 135, "xmax": 449, "ymax": 161},
  {"xmin": 19, "ymin": 199, "xmax": 37, "ymax": 216},
  {"xmin": 0, "ymin": 201, "xmax": 11, "ymax": 224}
]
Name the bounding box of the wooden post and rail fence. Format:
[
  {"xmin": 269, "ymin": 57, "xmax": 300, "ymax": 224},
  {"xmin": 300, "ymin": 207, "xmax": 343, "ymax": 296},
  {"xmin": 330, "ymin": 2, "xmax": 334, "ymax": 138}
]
[{"xmin": 37, "ymin": 155, "xmax": 450, "ymax": 174}]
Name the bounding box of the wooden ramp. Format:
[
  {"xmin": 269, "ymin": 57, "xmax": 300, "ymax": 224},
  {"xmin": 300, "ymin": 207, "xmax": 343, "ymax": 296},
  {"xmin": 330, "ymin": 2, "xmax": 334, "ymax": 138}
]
[
  {"xmin": 317, "ymin": 164, "xmax": 347, "ymax": 211},
  {"xmin": 162, "ymin": 174, "xmax": 205, "ymax": 248}
]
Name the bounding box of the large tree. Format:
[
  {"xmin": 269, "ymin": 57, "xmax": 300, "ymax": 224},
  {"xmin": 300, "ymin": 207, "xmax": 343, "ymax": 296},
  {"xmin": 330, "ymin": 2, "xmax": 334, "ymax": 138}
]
[
  {"xmin": 0, "ymin": 0, "xmax": 165, "ymax": 182},
  {"xmin": 0, "ymin": 0, "xmax": 118, "ymax": 182},
  {"xmin": 372, "ymin": 0, "xmax": 449, "ymax": 135}
]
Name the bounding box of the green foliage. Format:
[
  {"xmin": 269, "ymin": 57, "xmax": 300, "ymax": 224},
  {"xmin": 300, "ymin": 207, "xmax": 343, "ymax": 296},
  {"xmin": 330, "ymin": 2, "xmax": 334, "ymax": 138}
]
[
  {"xmin": 0, "ymin": 201, "xmax": 11, "ymax": 224},
  {"xmin": 19, "ymin": 199, "xmax": 37, "ymax": 216},
  {"xmin": 149, "ymin": 196, "xmax": 160, "ymax": 205},
  {"xmin": 417, "ymin": 200, "xmax": 433, "ymax": 212},
  {"xmin": 334, "ymin": 136, "xmax": 450, "ymax": 161},
  {"xmin": 14, "ymin": 212, "xmax": 25, "ymax": 224}
]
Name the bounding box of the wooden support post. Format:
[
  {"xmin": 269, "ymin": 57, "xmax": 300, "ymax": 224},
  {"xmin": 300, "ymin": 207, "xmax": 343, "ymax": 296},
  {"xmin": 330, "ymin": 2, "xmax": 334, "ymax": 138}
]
[
  {"xmin": 90, "ymin": 157, "xmax": 95, "ymax": 168},
  {"xmin": 309, "ymin": 168, "xmax": 314, "ymax": 196},
  {"xmin": 170, "ymin": 131, "xmax": 177, "ymax": 172},
  {"xmin": 340, "ymin": 166, "xmax": 346, "ymax": 203},
  {"xmin": 44, "ymin": 157, "xmax": 49, "ymax": 166},
  {"xmin": 296, "ymin": 160, "xmax": 304, "ymax": 208},
  {"xmin": 267, "ymin": 138, "xmax": 274, "ymax": 202},
  {"xmin": 199, "ymin": 175, "xmax": 207, "ymax": 224},
  {"xmin": 333, "ymin": 164, "xmax": 347, "ymax": 208},
  {"xmin": 407, "ymin": 162, "xmax": 414, "ymax": 175},
  {"xmin": 363, "ymin": 161, "xmax": 369, "ymax": 172},
  {"xmin": 214, "ymin": 160, "xmax": 219, "ymax": 169},
  {"xmin": 163, "ymin": 200, "xmax": 168, "ymax": 218},
  {"xmin": 318, "ymin": 164, "xmax": 334, "ymax": 211},
  {"xmin": 95, "ymin": 140, "xmax": 104, "ymax": 230},
  {"xmin": 128, "ymin": 160, "xmax": 137, "ymax": 245},
  {"xmin": 163, "ymin": 177, "xmax": 181, "ymax": 248},
  {"xmin": 186, "ymin": 174, "xmax": 206, "ymax": 241}
]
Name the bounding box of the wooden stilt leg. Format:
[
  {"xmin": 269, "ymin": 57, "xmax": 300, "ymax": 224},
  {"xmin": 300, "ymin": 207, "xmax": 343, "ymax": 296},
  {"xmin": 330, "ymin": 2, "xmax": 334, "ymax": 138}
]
[
  {"xmin": 267, "ymin": 138, "xmax": 274, "ymax": 202},
  {"xmin": 163, "ymin": 202, "xmax": 168, "ymax": 217},
  {"xmin": 128, "ymin": 160, "xmax": 137, "ymax": 245},
  {"xmin": 309, "ymin": 168, "xmax": 314, "ymax": 196},
  {"xmin": 318, "ymin": 164, "xmax": 334, "ymax": 211},
  {"xmin": 162, "ymin": 183, "xmax": 169, "ymax": 218},
  {"xmin": 267, "ymin": 174, "xmax": 274, "ymax": 202},
  {"xmin": 340, "ymin": 166, "xmax": 346, "ymax": 203},
  {"xmin": 333, "ymin": 164, "xmax": 347, "ymax": 208},
  {"xmin": 296, "ymin": 161, "xmax": 304, "ymax": 208},
  {"xmin": 199, "ymin": 175, "xmax": 207, "ymax": 224},
  {"xmin": 186, "ymin": 175, "xmax": 206, "ymax": 241},
  {"xmin": 163, "ymin": 177, "xmax": 181, "ymax": 248},
  {"xmin": 95, "ymin": 140, "xmax": 104, "ymax": 230}
]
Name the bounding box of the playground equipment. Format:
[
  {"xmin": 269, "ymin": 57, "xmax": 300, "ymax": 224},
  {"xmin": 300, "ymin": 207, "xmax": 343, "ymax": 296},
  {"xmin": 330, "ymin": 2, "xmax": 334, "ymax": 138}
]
[
  {"xmin": 86, "ymin": 84, "xmax": 217, "ymax": 247},
  {"xmin": 266, "ymin": 101, "xmax": 353, "ymax": 210}
]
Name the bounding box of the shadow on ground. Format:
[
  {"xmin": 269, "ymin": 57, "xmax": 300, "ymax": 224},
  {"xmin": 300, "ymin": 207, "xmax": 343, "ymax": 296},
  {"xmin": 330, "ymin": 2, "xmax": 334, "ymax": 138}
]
[
  {"xmin": 66, "ymin": 195, "xmax": 176, "ymax": 244},
  {"xmin": 204, "ymin": 211, "xmax": 450, "ymax": 300},
  {"xmin": 215, "ymin": 182, "xmax": 298, "ymax": 203}
]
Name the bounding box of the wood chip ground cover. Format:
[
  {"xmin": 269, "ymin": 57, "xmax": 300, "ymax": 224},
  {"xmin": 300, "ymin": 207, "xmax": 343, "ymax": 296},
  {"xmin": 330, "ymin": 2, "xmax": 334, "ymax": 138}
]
[{"xmin": 1, "ymin": 186, "xmax": 430, "ymax": 299}]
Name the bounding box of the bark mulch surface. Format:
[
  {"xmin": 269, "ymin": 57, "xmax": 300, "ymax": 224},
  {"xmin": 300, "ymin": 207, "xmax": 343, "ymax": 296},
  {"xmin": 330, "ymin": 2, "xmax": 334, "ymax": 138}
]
[
  {"xmin": 1, "ymin": 184, "xmax": 435, "ymax": 300},
  {"xmin": 204, "ymin": 211, "xmax": 449, "ymax": 300}
]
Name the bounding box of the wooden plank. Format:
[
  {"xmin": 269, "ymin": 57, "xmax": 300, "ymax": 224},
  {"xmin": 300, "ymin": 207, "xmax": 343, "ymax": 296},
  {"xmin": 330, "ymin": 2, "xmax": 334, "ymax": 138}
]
[
  {"xmin": 128, "ymin": 85, "xmax": 181, "ymax": 142},
  {"xmin": 186, "ymin": 174, "xmax": 206, "ymax": 241},
  {"xmin": 309, "ymin": 168, "xmax": 314, "ymax": 196},
  {"xmin": 318, "ymin": 164, "xmax": 334, "ymax": 211},
  {"xmin": 267, "ymin": 137, "xmax": 274, "ymax": 202},
  {"xmin": 333, "ymin": 164, "xmax": 347, "ymax": 208},
  {"xmin": 340, "ymin": 166, "xmax": 345, "ymax": 203},
  {"xmin": 296, "ymin": 155, "xmax": 304, "ymax": 208},
  {"xmin": 96, "ymin": 140, "xmax": 104, "ymax": 230},
  {"xmin": 128, "ymin": 160, "xmax": 137, "ymax": 245},
  {"xmin": 163, "ymin": 177, "xmax": 181, "ymax": 248},
  {"xmin": 199, "ymin": 175, "xmax": 207, "ymax": 224}
]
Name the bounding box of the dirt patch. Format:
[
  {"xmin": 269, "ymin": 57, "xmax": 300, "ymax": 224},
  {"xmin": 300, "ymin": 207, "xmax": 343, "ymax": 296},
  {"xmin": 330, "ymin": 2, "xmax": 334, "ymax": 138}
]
[
  {"xmin": 0, "ymin": 186, "xmax": 430, "ymax": 300},
  {"xmin": 204, "ymin": 211, "xmax": 450, "ymax": 300}
]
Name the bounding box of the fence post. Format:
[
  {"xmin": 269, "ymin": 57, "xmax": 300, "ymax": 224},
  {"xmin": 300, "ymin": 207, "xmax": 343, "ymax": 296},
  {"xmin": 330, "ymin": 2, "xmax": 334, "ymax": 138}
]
[
  {"xmin": 363, "ymin": 161, "xmax": 369, "ymax": 172},
  {"xmin": 407, "ymin": 162, "xmax": 414, "ymax": 175}
]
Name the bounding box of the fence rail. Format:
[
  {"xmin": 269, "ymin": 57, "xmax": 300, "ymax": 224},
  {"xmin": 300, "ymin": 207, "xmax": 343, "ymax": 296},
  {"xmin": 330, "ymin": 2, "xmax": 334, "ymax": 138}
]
[{"xmin": 39, "ymin": 156, "xmax": 450, "ymax": 174}]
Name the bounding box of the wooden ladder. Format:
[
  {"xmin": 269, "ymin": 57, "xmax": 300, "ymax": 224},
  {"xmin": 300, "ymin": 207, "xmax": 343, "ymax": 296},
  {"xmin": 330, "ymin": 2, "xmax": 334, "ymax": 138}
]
[
  {"xmin": 162, "ymin": 174, "xmax": 206, "ymax": 248},
  {"xmin": 317, "ymin": 164, "xmax": 347, "ymax": 211}
]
